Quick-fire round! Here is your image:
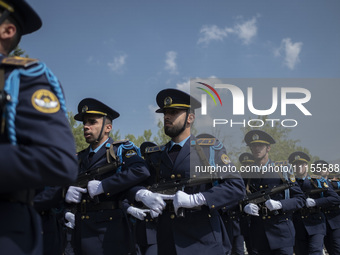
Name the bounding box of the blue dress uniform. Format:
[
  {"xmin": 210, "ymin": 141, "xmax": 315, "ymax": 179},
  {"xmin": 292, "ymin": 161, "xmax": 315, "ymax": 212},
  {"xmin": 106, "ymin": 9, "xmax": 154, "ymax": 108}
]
[
  {"xmin": 316, "ymin": 160, "xmax": 340, "ymax": 255},
  {"xmin": 0, "ymin": 1, "xmax": 78, "ymax": 254},
  {"xmin": 243, "ymin": 131, "xmax": 305, "ymax": 255},
  {"xmin": 288, "ymin": 154, "xmax": 340, "ymax": 255},
  {"xmin": 128, "ymin": 89, "xmax": 245, "ymax": 255},
  {"xmin": 135, "ymin": 136, "xmax": 245, "ymax": 255},
  {"xmin": 71, "ymin": 99, "xmax": 150, "ymax": 255}
]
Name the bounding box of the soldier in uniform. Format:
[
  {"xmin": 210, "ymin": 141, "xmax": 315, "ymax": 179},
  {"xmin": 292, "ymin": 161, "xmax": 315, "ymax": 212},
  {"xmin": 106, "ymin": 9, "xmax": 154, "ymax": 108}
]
[
  {"xmin": 64, "ymin": 98, "xmax": 150, "ymax": 255},
  {"xmin": 242, "ymin": 130, "xmax": 305, "ymax": 255},
  {"xmin": 127, "ymin": 88, "xmax": 245, "ymax": 255},
  {"xmin": 0, "ymin": 1, "xmax": 78, "ymax": 254},
  {"xmin": 315, "ymin": 160, "xmax": 340, "ymax": 255},
  {"xmin": 289, "ymin": 152, "xmax": 340, "ymax": 255}
]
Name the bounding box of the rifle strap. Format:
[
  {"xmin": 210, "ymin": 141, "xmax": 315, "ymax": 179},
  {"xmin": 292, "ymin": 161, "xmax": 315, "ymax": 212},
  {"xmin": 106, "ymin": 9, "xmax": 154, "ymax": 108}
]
[
  {"xmin": 195, "ymin": 143, "xmax": 210, "ymax": 168},
  {"xmin": 106, "ymin": 143, "xmax": 117, "ymax": 163}
]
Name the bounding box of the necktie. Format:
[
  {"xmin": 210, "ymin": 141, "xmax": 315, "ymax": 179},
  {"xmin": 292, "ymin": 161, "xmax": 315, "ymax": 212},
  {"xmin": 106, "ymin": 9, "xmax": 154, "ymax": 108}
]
[
  {"xmin": 88, "ymin": 152, "xmax": 95, "ymax": 163},
  {"xmin": 168, "ymin": 145, "xmax": 181, "ymax": 163}
]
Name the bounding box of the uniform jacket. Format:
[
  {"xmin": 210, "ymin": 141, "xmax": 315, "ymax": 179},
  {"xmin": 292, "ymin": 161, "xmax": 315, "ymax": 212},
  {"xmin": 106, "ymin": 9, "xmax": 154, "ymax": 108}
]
[
  {"xmin": 0, "ymin": 56, "xmax": 77, "ymax": 255},
  {"xmin": 128, "ymin": 135, "xmax": 245, "ymax": 255},
  {"xmin": 246, "ymin": 161, "xmax": 305, "ymax": 250},
  {"xmin": 73, "ymin": 137, "xmax": 149, "ymax": 255},
  {"xmin": 293, "ymin": 176, "xmax": 339, "ymax": 235},
  {"xmin": 323, "ymin": 178, "xmax": 340, "ymax": 230}
]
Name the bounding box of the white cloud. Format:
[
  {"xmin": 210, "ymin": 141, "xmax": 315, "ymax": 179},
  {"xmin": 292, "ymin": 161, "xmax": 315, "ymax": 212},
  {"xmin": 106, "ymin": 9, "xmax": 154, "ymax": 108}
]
[
  {"xmin": 108, "ymin": 54, "xmax": 127, "ymax": 73},
  {"xmin": 165, "ymin": 51, "xmax": 179, "ymax": 75},
  {"xmin": 197, "ymin": 16, "xmax": 259, "ymax": 45},
  {"xmin": 275, "ymin": 38, "xmax": 303, "ymax": 70},
  {"xmin": 234, "ymin": 16, "xmax": 258, "ymax": 45},
  {"xmin": 197, "ymin": 25, "xmax": 232, "ymax": 45},
  {"xmin": 176, "ymin": 80, "xmax": 190, "ymax": 93}
]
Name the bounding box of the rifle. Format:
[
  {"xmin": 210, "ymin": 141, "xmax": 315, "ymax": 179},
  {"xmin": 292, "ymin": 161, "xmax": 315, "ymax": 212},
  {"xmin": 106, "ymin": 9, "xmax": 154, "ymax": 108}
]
[
  {"xmin": 146, "ymin": 176, "xmax": 219, "ymax": 217},
  {"xmin": 75, "ymin": 160, "xmax": 121, "ymax": 204},
  {"xmin": 304, "ymin": 188, "xmax": 328, "ymax": 198},
  {"xmin": 76, "ymin": 160, "xmax": 121, "ymax": 188},
  {"xmin": 239, "ymin": 182, "xmax": 293, "ymax": 214}
]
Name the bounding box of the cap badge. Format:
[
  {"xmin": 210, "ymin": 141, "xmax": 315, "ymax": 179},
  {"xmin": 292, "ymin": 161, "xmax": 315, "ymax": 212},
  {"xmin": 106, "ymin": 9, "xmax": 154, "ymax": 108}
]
[
  {"xmin": 164, "ymin": 97, "xmax": 172, "ymax": 107},
  {"xmin": 295, "ymin": 155, "xmax": 301, "ymax": 160},
  {"xmin": 244, "ymin": 156, "xmax": 249, "ymax": 161},
  {"xmin": 252, "ymin": 134, "xmax": 259, "ymax": 141},
  {"xmin": 82, "ymin": 105, "xmax": 88, "ymax": 113}
]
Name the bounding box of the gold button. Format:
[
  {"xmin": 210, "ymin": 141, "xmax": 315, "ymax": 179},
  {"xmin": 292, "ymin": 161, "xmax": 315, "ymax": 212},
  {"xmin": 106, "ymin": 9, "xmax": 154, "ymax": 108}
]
[
  {"xmin": 82, "ymin": 199, "xmax": 86, "ymax": 203},
  {"xmin": 109, "ymin": 217, "xmax": 112, "ymax": 220},
  {"xmin": 86, "ymin": 216, "xmax": 90, "ymax": 219},
  {"xmin": 262, "ymin": 216, "xmax": 266, "ymax": 220},
  {"xmin": 259, "ymin": 185, "xmax": 263, "ymax": 189},
  {"xmin": 81, "ymin": 216, "xmax": 85, "ymax": 220},
  {"xmin": 170, "ymin": 214, "xmax": 175, "ymax": 219},
  {"xmin": 106, "ymin": 193, "xmax": 110, "ymax": 196},
  {"xmin": 145, "ymin": 219, "xmax": 149, "ymax": 222},
  {"xmin": 211, "ymin": 205, "xmax": 215, "ymax": 209},
  {"xmin": 208, "ymin": 214, "xmax": 211, "ymax": 218},
  {"xmin": 222, "ymin": 207, "xmax": 226, "ymax": 210},
  {"xmin": 286, "ymin": 218, "xmax": 288, "ymax": 221},
  {"xmin": 302, "ymin": 216, "xmax": 304, "ymax": 219},
  {"xmin": 268, "ymin": 216, "xmax": 271, "ymax": 219},
  {"xmin": 171, "ymin": 174, "xmax": 175, "ymax": 179},
  {"xmin": 192, "ymin": 175, "xmax": 196, "ymax": 178},
  {"xmin": 177, "ymin": 174, "xmax": 181, "ymax": 178}
]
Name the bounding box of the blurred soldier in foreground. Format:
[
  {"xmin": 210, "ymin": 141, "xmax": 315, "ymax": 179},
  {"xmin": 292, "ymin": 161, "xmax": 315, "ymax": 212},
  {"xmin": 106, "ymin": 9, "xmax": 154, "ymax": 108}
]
[
  {"xmin": 128, "ymin": 88, "xmax": 245, "ymax": 255},
  {"xmin": 289, "ymin": 152, "xmax": 340, "ymax": 255},
  {"xmin": 0, "ymin": 0, "xmax": 77, "ymax": 254}
]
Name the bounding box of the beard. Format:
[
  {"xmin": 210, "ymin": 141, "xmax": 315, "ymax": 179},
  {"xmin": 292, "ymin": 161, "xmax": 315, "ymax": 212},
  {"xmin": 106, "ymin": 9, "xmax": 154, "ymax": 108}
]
[{"xmin": 164, "ymin": 120, "xmax": 186, "ymax": 138}]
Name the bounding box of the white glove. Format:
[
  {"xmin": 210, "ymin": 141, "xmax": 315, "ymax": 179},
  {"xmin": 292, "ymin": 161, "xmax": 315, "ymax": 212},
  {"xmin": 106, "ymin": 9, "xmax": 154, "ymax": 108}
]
[
  {"xmin": 87, "ymin": 180, "xmax": 104, "ymax": 199},
  {"xmin": 65, "ymin": 186, "xmax": 87, "ymax": 203},
  {"xmin": 265, "ymin": 199, "xmax": 282, "ymax": 211},
  {"xmin": 173, "ymin": 191, "xmax": 207, "ymax": 215},
  {"xmin": 65, "ymin": 212, "xmax": 75, "ymax": 229},
  {"xmin": 244, "ymin": 203, "xmax": 259, "ymax": 216},
  {"xmin": 306, "ymin": 198, "xmax": 316, "ymax": 208},
  {"xmin": 127, "ymin": 206, "xmax": 150, "ymax": 221},
  {"xmin": 135, "ymin": 189, "xmax": 174, "ymax": 214},
  {"xmin": 150, "ymin": 210, "xmax": 160, "ymax": 219}
]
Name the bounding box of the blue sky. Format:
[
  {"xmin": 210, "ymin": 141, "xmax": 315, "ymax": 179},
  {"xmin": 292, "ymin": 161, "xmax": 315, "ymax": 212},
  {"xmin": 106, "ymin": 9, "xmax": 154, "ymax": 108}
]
[{"xmin": 21, "ymin": 0, "xmax": 340, "ymax": 160}]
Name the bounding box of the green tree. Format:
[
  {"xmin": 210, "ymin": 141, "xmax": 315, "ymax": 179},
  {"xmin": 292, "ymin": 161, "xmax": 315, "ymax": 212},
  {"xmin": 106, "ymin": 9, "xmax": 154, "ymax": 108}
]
[
  {"xmin": 10, "ymin": 46, "xmax": 26, "ymax": 57},
  {"xmin": 68, "ymin": 112, "xmax": 87, "ymax": 152}
]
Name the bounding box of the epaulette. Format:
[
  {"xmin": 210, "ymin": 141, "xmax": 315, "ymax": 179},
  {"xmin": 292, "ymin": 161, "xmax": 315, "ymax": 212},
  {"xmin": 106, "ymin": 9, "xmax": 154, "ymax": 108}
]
[
  {"xmin": 191, "ymin": 138, "xmax": 216, "ymax": 146},
  {"xmin": 309, "ymin": 175, "xmax": 322, "ymax": 179},
  {"xmin": 274, "ymin": 160, "xmax": 289, "ymax": 166},
  {"xmin": 1, "ymin": 56, "xmax": 39, "ymax": 68},
  {"xmin": 145, "ymin": 145, "xmax": 165, "ymax": 153},
  {"xmin": 112, "ymin": 139, "xmax": 129, "ymax": 145}
]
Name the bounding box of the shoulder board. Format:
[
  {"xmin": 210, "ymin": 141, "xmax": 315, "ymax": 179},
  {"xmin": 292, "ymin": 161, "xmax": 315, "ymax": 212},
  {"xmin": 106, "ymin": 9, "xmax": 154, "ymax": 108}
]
[
  {"xmin": 1, "ymin": 56, "xmax": 39, "ymax": 68},
  {"xmin": 192, "ymin": 138, "xmax": 216, "ymax": 146},
  {"xmin": 274, "ymin": 160, "xmax": 289, "ymax": 166},
  {"xmin": 112, "ymin": 139, "xmax": 129, "ymax": 145},
  {"xmin": 145, "ymin": 145, "xmax": 165, "ymax": 153},
  {"xmin": 309, "ymin": 175, "xmax": 322, "ymax": 179}
]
